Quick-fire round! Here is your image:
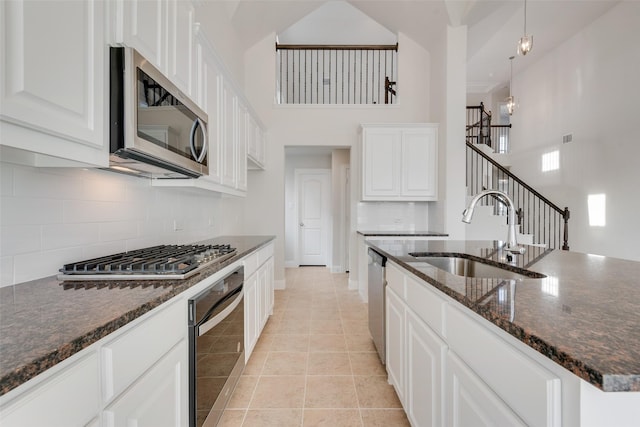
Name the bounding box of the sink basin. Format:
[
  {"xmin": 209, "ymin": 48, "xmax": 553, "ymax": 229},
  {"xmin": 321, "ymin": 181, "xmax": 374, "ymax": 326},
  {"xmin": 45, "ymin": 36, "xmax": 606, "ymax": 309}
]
[{"xmin": 407, "ymin": 255, "xmax": 546, "ymax": 280}]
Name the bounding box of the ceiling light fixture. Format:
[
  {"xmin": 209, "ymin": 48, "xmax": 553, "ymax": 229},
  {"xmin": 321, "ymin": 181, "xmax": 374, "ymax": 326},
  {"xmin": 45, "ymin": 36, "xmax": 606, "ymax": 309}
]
[
  {"xmin": 506, "ymin": 56, "xmax": 516, "ymax": 115},
  {"xmin": 517, "ymin": 0, "xmax": 533, "ymax": 55}
]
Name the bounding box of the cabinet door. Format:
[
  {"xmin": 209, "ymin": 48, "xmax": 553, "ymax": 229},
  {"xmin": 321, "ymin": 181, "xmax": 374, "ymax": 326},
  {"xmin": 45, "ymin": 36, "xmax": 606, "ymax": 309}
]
[
  {"xmin": 167, "ymin": 0, "xmax": 194, "ymax": 97},
  {"xmin": 406, "ymin": 309, "xmax": 446, "ymax": 427},
  {"xmin": 385, "ymin": 286, "xmax": 405, "ymax": 403},
  {"xmin": 266, "ymin": 257, "xmax": 274, "ymax": 315},
  {"xmin": 362, "ymin": 128, "xmax": 400, "ymax": 199},
  {"xmin": 197, "ymin": 43, "xmax": 222, "ymax": 183},
  {"xmin": 103, "ymin": 340, "xmax": 188, "ymax": 427},
  {"xmin": 446, "ymin": 351, "xmax": 526, "ymax": 427},
  {"xmin": 0, "ymin": 353, "xmax": 100, "ymax": 427},
  {"xmin": 244, "ymin": 274, "xmax": 258, "ymax": 361},
  {"xmin": 220, "ymin": 78, "xmax": 237, "ymax": 188},
  {"xmin": 247, "ymin": 115, "xmax": 258, "ymax": 160},
  {"xmin": 120, "ymin": 0, "xmax": 166, "ymax": 73},
  {"xmin": 0, "ymin": 0, "xmax": 106, "ymax": 165},
  {"xmin": 236, "ymin": 100, "xmax": 248, "ymax": 191},
  {"xmin": 401, "ymin": 127, "xmax": 437, "ymax": 199}
]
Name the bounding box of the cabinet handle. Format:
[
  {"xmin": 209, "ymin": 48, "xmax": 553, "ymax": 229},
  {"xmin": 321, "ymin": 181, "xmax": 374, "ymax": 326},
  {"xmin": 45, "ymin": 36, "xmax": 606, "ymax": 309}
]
[{"xmin": 299, "ymin": 222, "xmax": 304, "ymax": 227}]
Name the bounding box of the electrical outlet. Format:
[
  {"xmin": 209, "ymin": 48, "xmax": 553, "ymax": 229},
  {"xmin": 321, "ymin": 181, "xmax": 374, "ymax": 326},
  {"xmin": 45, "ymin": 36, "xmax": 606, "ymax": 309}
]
[{"xmin": 173, "ymin": 220, "xmax": 184, "ymax": 231}]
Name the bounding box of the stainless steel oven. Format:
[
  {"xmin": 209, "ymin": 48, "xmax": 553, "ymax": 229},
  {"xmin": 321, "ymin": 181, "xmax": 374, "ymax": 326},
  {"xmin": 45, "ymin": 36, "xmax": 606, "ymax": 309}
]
[{"xmin": 188, "ymin": 266, "xmax": 244, "ymax": 427}]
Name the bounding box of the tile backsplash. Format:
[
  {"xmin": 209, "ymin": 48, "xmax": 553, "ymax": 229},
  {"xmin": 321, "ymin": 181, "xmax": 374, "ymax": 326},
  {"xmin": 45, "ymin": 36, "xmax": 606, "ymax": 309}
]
[
  {"xmin": 357, "ymin": 201, "xmax": 430, "ymax": 231},
  {"xmin": 0, "ymin": 162, "xmax": 245, "ymax": 287}
]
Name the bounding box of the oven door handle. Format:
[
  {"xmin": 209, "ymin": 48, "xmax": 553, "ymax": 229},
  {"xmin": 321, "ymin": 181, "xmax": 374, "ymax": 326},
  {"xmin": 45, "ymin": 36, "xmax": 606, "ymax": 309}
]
[{"xmin": 198, "ymin": 288, "xmax": 243, "ymax": 336}]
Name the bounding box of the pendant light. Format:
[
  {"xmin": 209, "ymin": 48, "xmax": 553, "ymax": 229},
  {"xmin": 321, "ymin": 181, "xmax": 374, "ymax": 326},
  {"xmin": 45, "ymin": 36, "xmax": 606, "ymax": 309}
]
[
  {"xmin": 517, "ymin": 0, "xmax": 533, "ymax": 55},
  {"xmin": 506, "ymin": 56, "xmax": 516, "ymax": 115}
]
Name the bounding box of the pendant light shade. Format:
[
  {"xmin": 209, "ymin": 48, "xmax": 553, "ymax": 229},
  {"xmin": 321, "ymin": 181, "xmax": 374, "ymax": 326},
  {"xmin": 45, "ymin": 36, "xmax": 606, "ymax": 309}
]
[
  {"xmin": 517, "ymin": 0, "xmax": 533, "ymax": 55},
  {"xmin": 506, "ymin": 56, "xmax": 516, "ymax": 115},
  {"xmin": 517, "ymin": 35, "xmax": 533, "ymax": 56}
]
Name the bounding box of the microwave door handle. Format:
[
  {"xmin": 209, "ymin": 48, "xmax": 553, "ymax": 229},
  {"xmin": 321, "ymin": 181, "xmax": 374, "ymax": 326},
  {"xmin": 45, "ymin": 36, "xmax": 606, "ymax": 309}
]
[{"xmin": 189, "ymin": 117, "xmax": 208, "ymax": 163}]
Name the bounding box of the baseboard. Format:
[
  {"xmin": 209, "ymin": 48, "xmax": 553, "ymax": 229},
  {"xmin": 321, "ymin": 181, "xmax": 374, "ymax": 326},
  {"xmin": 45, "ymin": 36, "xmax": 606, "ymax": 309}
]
[
  {"xmin": 348, "ymin": 278, "xmax": 359, "ymax": 291},
  {"xmin": 330, "ymin": 265, "xmax": 343, "ymax": 273},
  {"xmin": 274, "ymin": 279, "xmax": 286, "ymax": 290},
  {"xmin": 284, "ymin": 260, "xmax": 299, "ymax": 268}
]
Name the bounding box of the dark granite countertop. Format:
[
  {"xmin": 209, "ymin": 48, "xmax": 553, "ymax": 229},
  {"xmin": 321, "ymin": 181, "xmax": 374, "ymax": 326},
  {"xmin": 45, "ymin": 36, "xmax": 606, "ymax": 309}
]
[
  {"xmin": 0, "ymin": 235, "xmax": 275, "ymax": 396},
  {"xmin": 366, "ymin": 239, "xmax": 640, "ymax": 392},
  {"xmin": 357, "ymin": 230, "xmax": 449, "ymax": 237}
]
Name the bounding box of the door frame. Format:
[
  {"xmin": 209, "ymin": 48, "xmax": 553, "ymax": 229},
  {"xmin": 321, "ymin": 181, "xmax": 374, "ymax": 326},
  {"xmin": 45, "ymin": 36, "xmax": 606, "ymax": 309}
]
[{"xmin": 294, "ymin": 168, "xmax": 332, "ymax": 267}]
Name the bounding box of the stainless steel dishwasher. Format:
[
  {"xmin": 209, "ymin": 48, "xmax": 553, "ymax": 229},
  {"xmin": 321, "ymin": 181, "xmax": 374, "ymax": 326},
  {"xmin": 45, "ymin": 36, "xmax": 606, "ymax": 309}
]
[{"xmin": 368, "ymin": 247, "xmax": 387, "ymax": 364}]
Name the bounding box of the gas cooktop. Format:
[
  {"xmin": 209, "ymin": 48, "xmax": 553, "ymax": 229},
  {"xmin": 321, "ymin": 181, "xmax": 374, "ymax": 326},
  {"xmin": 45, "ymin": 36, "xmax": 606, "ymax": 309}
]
[{"xmin": 58, "ymin": 244, "xmax": 237, "ymax": 281}]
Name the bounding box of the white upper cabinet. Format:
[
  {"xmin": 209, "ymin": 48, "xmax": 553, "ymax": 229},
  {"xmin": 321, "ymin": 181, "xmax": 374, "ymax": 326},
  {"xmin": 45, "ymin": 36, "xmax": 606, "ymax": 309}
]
[
  {"xmin": 167, "ymin": 0, "xmax": 195, "ymax": 98},
  {"xmin": 361, "ymin": 124, "xmax": 438, "ymax": 201},
  {"xmin": 247, "ymin": 114, "xmax": 266, "ymax": 170},
  {"xmin": 0, "ymin": 0, "xmax": 107, "ymax": 167},
  {"xmin": 220, "ymin": 77, "xmax": 237, "ymax": 188},
  {"xmin": 236, "ymin": 99, "xmax": 248, "ymax": 191},
  {"xmin": 196, "ymin": 39, "xmax": 222, "ymax": 184},
  {"xmin": 117, "ymin": 0, "xmax": 195, "ymax": 99},
  {"xmin": 118, "ymin": 0, "xmax": 165, "ymax": 72}
]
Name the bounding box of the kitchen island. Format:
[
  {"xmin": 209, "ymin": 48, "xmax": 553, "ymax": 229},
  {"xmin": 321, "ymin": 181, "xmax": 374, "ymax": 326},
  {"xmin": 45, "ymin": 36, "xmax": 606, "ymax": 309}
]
[{"xmin": 366, "ymin": 238, "xmax": 640, "ymax": 426}]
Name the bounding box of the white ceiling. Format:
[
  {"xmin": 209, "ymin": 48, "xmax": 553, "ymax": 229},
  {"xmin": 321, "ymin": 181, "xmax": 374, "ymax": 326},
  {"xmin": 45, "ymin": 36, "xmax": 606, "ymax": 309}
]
[{"xmin": 221, "ymin": 0, "xmax": 621, "ymax": 94}]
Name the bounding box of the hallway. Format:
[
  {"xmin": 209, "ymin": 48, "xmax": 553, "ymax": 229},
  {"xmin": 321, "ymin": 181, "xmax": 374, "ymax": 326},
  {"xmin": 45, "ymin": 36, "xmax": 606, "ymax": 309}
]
[{"xmin": 219, "ymin": 267, "xmax": 409, "ymax": 426}]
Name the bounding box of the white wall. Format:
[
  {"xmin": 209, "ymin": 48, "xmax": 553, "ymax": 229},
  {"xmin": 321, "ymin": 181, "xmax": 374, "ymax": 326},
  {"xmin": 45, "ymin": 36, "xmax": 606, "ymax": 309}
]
[
  {"xmin": 0, "ymin": 162, "xmax": 245, "ymax": 287},
  {"xmin": 331, "ymin": 149, "xmax": 350, "ymax": 272},
  {"xmin": 243, "ymin": 31, "xmax": 438, "ymax": 285},
  {"xmin": 428, "ymin": 25, "xmax": 467, "ymax": 240},
  {"xmin": 507, "ymin": 1, "xmax": 640, "ymax": 261},
  {"xmin": 278, "ymin": 1, "xmax": 396, "ymax": 45}
]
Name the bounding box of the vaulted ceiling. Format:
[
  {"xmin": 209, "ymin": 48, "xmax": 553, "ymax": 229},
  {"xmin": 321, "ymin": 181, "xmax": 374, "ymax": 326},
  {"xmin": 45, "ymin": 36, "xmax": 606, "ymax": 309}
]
[{"xmin": 214, "ymin": 0, "xmax": 620, "ymax": 94}]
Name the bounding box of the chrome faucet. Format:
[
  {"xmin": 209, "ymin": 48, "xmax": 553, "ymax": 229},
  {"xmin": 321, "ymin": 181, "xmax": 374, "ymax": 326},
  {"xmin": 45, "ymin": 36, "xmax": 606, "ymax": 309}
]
[{"xmin": 462, "ymin": 190, "xmax": 526, "ymax": 255}]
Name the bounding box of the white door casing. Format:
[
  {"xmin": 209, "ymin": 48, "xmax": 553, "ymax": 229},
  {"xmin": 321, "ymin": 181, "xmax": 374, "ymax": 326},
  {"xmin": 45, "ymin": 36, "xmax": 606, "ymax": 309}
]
[{"xmin": 296, "ymin": 169, "xmax": 331, "ymax": 266}]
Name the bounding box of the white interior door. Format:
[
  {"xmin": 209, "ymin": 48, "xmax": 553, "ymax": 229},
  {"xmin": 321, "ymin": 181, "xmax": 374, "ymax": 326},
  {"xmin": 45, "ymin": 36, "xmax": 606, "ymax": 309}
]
[{"xmin": 297, "ymin": 169, "xmax": 331, "ymax": 266}]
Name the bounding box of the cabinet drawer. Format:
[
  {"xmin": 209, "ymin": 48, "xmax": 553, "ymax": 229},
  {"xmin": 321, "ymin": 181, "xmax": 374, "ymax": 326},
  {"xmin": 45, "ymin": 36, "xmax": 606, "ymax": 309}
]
[
  {"xmin": 244, "ymin": 252, "xmax": 259, "ymax": 277},
  {"xmin": 0, "ymin": 353, "xmax": 99, "ymax": 427},
  {"xmin": 257, "ymin": 243, "xmax": 274, "ymax": 266},
  {"xmin": 405, "ymin": 272, "xmax": 446, "ymax": 337},
  {"xmin": 446, "ymin": 305, "xmax": 561, "ymax": 427},
  {"xmin": 386, "ymin": 262, "xmax": 405, "ymax": 298},
  {"xmin": 102, "ymin": 300, "xmax": 186, "ymax": 402}
]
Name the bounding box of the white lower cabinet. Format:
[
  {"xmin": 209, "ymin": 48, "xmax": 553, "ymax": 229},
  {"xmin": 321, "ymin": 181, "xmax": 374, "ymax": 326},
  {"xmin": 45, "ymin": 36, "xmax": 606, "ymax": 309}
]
[
  {"xmin": 446, "ymin": 351, "xmax": 526, "ymax": 427},
  {"xmin": 244, "ymin": 272, "xmax": 259, "ymax": 359},
  {"xmin": 103, "ymin": 340, "xmax": 188, "ymax": 427},
  {"xmin": 244, "ymin": 243, "xmax": 275, "ymax": 361},
  {"xmin": 406, "ymin": 309, "xmax": 446, "ymax": 427},
  {"xmin": 386, "ymin": 261, "xmax": 562, "ymax": 427},
  {"xmin": 385, "ymin": 286, "xmax": 405, "ymax": 402},
  {"xmin": 0, "ymin": 252, "xmax": 275, "ymax": 425},
  {"xmin": 386, "ymin": 284, "xmax": 444, "ymax": 427},
  {"xmin": 0, "ymin": 353, "xmax": 100, "ymax": 427}
]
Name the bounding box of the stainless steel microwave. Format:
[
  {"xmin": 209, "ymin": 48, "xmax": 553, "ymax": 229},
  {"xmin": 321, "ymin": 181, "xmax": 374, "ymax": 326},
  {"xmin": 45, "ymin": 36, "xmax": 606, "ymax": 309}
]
[{"xmin": 109, "ymin": 47, "xmax": 208, "ymax": 178}]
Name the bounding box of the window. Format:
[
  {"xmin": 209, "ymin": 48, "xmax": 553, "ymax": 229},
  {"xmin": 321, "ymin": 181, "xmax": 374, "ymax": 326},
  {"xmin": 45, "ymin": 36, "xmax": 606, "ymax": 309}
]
[{"xmin": 541, "ymin": 150, "xmax": 560, "ymax": 172}]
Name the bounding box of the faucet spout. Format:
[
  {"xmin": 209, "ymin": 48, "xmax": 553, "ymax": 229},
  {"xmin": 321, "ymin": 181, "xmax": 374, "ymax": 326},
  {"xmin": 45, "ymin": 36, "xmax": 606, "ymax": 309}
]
[{"xmin": 462, "ymin": 190, "xmax": 526, "ymax": 255}]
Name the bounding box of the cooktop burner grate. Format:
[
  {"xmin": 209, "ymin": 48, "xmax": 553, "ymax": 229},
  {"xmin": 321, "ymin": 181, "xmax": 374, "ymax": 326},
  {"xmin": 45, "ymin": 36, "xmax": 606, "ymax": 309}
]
[{"xmin": 59, "ymin": 244, "xmax": 236, "ymax": 281}]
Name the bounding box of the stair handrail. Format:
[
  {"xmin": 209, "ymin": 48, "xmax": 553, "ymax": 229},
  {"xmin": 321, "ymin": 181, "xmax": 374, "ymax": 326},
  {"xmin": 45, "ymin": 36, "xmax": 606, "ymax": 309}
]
[{"xmin": 466, "ymin": 141, "xmax": 570, "ymax": 250}]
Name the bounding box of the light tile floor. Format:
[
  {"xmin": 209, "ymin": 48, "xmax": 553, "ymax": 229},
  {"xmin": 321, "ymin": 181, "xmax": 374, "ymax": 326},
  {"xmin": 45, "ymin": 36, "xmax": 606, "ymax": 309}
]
[{"xmin": 219, "ymin": 267, "xmax": 410, "ymax": 427}]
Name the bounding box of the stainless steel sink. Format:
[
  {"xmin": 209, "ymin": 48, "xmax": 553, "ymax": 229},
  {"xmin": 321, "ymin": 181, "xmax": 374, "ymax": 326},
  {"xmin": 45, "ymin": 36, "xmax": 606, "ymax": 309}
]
[{"xmin": 407, "ymin": 255, "xmax": 546, "ymax": 280}]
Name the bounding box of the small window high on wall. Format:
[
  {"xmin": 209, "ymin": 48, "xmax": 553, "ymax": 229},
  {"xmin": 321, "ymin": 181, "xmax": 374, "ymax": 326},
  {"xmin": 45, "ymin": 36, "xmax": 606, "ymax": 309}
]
[{"xmin": 276, "ymin": 44, "xmax": 398, "ymax": 105}]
